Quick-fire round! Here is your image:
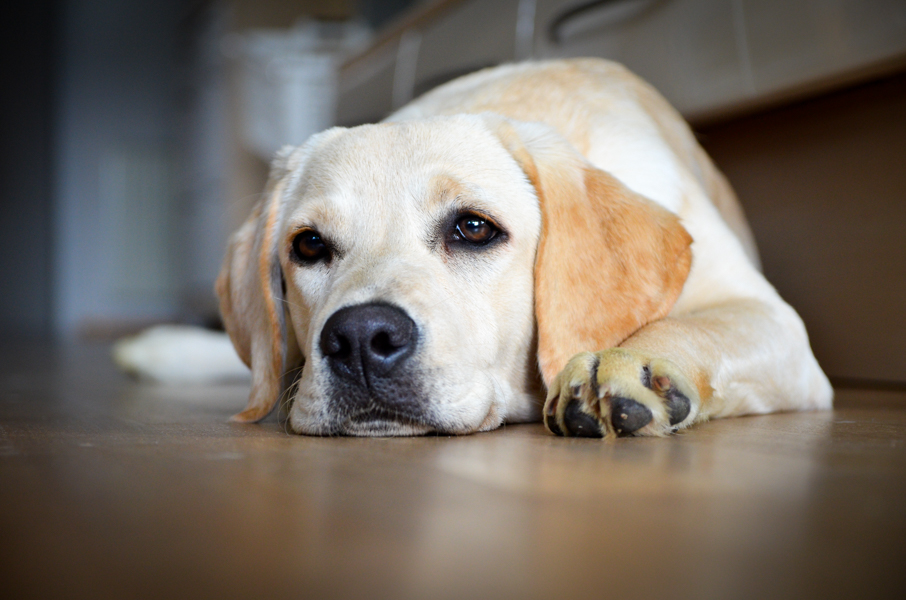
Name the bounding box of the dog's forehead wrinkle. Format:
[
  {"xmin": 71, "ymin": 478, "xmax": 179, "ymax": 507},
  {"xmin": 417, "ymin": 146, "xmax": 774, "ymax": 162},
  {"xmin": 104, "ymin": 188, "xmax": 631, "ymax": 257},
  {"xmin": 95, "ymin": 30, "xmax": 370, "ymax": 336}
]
[
  {"xmin": 296, "ymin": 120, "xmax": 531, "ymax": 227},
  {"xmin": 319, "ymin": 117, "xmax": 512, "ymax": 177}
]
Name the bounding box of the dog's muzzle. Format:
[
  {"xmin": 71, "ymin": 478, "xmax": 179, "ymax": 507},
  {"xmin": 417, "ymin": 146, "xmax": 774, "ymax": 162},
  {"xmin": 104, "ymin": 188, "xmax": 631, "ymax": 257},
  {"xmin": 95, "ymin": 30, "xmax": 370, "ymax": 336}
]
[{"xmin": 319, "ymin": 302, "xmax": 429, "ymax": 426}]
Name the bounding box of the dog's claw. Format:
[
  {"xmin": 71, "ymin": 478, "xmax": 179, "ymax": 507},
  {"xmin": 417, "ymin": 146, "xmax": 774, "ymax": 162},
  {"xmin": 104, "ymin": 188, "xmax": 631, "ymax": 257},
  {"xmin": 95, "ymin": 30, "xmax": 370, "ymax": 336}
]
[{"xmin": 544, "ymin": 402, "xmax": 565, "ymax": 436}]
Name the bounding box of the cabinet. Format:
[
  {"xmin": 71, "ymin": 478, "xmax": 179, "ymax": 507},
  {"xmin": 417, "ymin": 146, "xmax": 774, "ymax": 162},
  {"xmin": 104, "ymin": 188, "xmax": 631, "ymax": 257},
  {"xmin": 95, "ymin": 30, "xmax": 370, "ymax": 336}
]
[
  {"xmin": 533, "ymin": 0, "xmax": 906, "ymax": 120},
  {"xmin": 338, "ymin": 0, "xmax": 906, "ymax": 124}
]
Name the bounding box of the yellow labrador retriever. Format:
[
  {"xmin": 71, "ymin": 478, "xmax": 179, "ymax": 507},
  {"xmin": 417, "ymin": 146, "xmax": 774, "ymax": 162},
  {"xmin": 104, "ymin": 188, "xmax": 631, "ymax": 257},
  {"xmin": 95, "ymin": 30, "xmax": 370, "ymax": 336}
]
[{"xmin": 217, "ymin": 58, "xmax": 832, "ymax": 437}]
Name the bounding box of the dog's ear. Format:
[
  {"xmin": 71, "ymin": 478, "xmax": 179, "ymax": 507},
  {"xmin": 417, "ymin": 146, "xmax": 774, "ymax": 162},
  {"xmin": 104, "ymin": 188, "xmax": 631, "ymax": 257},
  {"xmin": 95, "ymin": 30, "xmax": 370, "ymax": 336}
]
[
  {"xmin": 215, "ymin": 145, "xmax": 300, "ymax": 423},
  {"xmin": 485, "ymin": 117, "xmax": 693, "ymax": 386}
]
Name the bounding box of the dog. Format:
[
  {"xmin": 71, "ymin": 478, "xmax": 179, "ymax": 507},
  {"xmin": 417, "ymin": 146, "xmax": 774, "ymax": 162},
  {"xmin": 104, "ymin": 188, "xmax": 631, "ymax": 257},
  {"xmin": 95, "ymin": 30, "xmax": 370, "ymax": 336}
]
[{"xmin": 212, "ymin": 58, "xmax": 832, "ymax": 437}]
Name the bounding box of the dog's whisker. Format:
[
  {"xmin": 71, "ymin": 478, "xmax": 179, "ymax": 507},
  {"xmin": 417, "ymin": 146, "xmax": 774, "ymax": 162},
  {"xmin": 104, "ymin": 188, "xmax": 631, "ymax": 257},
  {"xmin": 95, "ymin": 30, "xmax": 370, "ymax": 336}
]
[
  {"xmin": 277, "ymin": 363, "xmax": 306, "ymax": 434},
  {"xmin": 277, "ymin": 297, "xmax": 307, "ymax": 312},
  {"xmin": 231, "ymin": 191, "xmax": 266, "ymax": 213},
  {"xmin": 422, "ymin": 290, "xmax": 458, "ymax": 312}
]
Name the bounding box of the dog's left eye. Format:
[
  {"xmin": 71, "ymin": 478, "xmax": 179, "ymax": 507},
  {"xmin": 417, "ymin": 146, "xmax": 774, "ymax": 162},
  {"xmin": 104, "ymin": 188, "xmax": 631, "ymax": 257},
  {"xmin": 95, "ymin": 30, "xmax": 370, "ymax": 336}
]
[
  {"xmin": 452, "ymin": 215, "xmax": 499, "ymax": 245},
  {"xmin": 291, "ymin": 229, "xmax": 329, "ymax": 264}
]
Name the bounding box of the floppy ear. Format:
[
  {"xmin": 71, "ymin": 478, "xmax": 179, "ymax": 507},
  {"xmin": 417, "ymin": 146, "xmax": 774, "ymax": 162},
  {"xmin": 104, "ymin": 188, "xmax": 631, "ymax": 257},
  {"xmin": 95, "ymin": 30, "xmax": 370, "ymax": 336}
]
[
  {"xmin": 486, "ymin": 117, "xmax": 693, "ymax": 387},
  {"xmin": 215, "ymin": 146, "xmax": 300, "ymax": 423}
]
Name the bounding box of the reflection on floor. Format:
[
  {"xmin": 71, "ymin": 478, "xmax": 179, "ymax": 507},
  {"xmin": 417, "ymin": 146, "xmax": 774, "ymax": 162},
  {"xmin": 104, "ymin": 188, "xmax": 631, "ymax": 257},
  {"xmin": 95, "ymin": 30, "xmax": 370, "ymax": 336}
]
[{"xmin": 1, "ymin": 342, "xmax": 904, "ymax": 599}]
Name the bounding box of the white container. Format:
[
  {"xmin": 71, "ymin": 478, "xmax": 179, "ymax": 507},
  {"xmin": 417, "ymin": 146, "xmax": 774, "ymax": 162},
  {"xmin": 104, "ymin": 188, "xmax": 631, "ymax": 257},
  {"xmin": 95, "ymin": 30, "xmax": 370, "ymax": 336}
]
[{"xmin": 237, "ymin": 20, "xmax": 370, "ymax": 160}]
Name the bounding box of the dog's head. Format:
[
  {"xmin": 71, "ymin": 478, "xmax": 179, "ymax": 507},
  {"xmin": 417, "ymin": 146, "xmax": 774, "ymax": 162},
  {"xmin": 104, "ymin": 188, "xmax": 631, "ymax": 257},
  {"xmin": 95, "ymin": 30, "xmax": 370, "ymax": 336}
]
[{"xmin": 216, "ymin": 114, "xmax": 691, "ymax": 435}]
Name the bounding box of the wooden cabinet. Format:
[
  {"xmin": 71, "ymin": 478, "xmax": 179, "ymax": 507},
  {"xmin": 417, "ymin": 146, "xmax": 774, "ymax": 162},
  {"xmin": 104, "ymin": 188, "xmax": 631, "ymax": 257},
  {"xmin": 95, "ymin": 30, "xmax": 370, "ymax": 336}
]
[
  {"xmin": 532, "ymin": 0, "xmax": 906, "ymax": 120},
  {"xmin": 534, "ymin": 0, "xmax": 751, "ymax": 118},
  {"xmin": 339, "ymin": 0, "xmax": 906, "ymax": 124},
  {"xmin": 743, "ymin": 0, "xmax": 906, "ymax": 97}
]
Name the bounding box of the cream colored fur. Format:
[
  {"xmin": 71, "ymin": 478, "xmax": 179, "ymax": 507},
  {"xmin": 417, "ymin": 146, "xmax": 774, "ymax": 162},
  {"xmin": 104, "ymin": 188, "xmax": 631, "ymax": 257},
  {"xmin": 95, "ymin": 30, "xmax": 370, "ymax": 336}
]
[{"xmin": 212, "ymin": 58, "xmax": 832, "ymax": 437}]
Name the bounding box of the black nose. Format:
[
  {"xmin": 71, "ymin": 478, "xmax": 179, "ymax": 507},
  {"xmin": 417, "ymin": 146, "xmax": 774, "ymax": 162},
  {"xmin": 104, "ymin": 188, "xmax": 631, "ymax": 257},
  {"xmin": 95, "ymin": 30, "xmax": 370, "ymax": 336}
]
[{"xmin": 319, "ymin": 303, "xmax": 417, "ymax": 385}]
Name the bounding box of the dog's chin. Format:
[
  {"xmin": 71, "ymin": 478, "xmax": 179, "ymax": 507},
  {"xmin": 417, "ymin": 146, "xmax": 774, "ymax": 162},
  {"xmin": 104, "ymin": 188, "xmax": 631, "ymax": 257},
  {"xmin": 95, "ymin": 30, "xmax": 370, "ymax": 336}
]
[
  {"xmin": 286, "ymin": 382, "xmax": 503, "ymax": 437},
  {"xmin": 287, "ymin": 404, "xmax": 439, "ymax": 437},
  {"xmin": 339, "ymin": 420, "xmax": 435, "ymax": 437},
  {"xmin": 288, "ymin": 417, "xmax": 436, "ymax": 437}
]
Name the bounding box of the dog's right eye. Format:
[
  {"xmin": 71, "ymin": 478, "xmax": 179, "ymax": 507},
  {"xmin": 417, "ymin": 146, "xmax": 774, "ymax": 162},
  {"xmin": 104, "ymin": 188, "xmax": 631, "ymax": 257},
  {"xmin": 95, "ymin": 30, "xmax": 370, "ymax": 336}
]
[
  {"xmin": 291, "ymin": 229, "xmax": 329, "ymax": 264},
  {"xmin": 446, "ymin": 212, "xmax": 504, "ymax": 249}
]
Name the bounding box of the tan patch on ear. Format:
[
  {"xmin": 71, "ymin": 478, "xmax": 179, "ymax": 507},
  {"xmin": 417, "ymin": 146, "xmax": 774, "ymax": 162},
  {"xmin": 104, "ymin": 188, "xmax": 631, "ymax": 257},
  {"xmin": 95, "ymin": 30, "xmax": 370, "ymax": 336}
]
[
  {"xmin": 230, "ymin": 404, "xmax": 275, "ymax": 424},
  {"xmin": 258, "ymin": 190, "xmax": 286, "ymax": 401},
  {"xmin": 215, "ymin": 175, "xmax": 291, "ymax": 423},
  {"xmin": 215, "ymin": 210, "xmax": 259, "ymax": 369},
  {"xmin": 533, "ymin": 166, "xmax": 692, "ymax": 386},
  {"xmin": 483, "ymin": 115, "xmax": 693, "ymax": 387}
]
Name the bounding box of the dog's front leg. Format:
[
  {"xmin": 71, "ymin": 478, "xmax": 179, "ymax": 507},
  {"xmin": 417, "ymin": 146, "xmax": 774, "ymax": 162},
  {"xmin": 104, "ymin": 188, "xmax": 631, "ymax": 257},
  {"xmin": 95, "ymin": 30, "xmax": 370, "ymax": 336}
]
[{"xmin": 543, "ymin": 299, "xmax": 833, "ymax": 438}]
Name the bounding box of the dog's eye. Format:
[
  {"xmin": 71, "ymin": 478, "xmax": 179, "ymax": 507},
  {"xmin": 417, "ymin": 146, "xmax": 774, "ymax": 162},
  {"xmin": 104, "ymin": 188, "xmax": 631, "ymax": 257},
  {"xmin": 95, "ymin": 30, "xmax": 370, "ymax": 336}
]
[
  {"xmin": 292, "ymin": 229, "xmax": 329, "ymax": 264},
  {"xmin": 453, "ymin": 215, "xmax": 498, "ymax": 245}
]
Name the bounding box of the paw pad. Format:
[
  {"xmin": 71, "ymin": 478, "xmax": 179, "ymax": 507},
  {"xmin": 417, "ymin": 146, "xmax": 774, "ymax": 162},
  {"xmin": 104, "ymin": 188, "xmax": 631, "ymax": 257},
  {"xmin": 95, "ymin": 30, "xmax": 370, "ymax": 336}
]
[
  {"xmin": 563, "ymin": 399, "xmax": 603, "ymax": 437},
  {"xmin": 544, "ymin": 348, "xmax": 700, "ymax": 439},
  {"xmin": 610, "ymin": 396, "xmax": 653, "ymax": 436},
  {"xmin": 664, "ymin": 388, "xmax": 691, "ymax": 425}
]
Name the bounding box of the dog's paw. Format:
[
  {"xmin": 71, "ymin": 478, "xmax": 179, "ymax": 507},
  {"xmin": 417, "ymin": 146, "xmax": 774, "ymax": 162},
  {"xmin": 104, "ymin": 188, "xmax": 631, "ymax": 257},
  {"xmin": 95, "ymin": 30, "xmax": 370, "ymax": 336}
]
[{"xmin": 543, "ymin": 348, "xmax": 700, "ymax": 438}]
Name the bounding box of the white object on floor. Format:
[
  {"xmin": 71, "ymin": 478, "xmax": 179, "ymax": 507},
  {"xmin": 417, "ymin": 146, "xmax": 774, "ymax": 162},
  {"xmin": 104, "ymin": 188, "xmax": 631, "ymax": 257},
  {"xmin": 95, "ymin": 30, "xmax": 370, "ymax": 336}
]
[{"xmin": 113, "ymin": 325, "xmax": 250, "ymax": 384}]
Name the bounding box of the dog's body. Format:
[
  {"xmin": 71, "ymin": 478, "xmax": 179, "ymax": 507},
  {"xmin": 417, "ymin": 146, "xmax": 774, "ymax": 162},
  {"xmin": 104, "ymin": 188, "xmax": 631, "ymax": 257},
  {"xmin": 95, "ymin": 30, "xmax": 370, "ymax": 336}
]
[{"xmin": 210, "ymin": 58, "xmax": 832, "ymax": 437}]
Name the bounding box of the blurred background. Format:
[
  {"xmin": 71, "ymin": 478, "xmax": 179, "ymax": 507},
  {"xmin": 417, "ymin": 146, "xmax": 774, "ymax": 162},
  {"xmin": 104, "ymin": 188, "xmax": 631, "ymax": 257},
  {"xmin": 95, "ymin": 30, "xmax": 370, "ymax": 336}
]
[{"xmin": 1, "ymin": 0, "xmax": 904, "ymax": 387}]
